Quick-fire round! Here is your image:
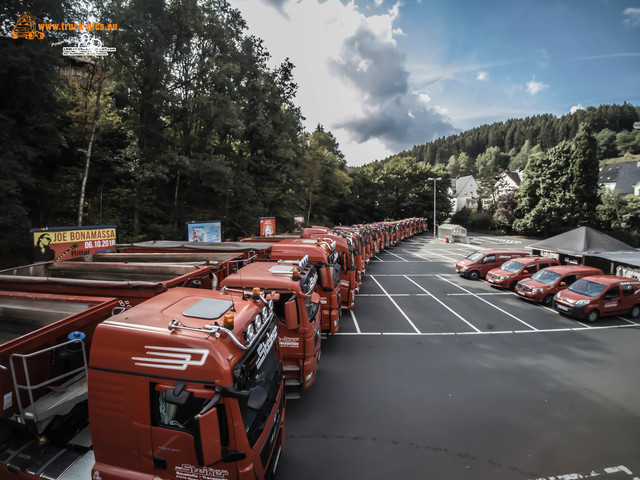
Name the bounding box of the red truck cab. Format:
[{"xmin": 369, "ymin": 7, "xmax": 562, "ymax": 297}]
[
  {"xmin": 220, "ymin": 257, "xmax": 322, "ymax": 397},
  {"xmin": 486, "ymin": 256, "xmax": 561, "ymax": 290},
  {"xmin": 0, "ymin": 287, "xmax": 285, "ymax": 480},
  {"xmin": 553, "ymin": 275, "xmax": 640, "ymax": 322},
  {"xmin": 515, "ymin": 265, "xmax": 603, "ymax": 306},
  {"xmin": 269, "ymin": 239, "xmax": 341, "ymax": 335},
  {"xmin": 302, "ymin": 230, "xmax": 357, "ymax": 310},
  {"xmin": 455, "ymin": 250, "xmax": 529, "ymax": 280}
]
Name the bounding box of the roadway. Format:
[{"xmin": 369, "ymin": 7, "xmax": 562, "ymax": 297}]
[{"xmin": 277, "ymin": 233, "xmax": 640, "ymax": 480}]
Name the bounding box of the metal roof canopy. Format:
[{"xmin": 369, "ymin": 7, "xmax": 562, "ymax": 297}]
[{"xmin": 527, "ymin": 226, "xmax": 636, "ymax": 256}]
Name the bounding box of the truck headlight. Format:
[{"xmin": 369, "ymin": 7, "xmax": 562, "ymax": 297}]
[
  {"xmin": 531, "ymin": 288, "xmax": 542, "ymax": 293},
  {"xmin": 575, "ymin": 299, "xmax": 590, "ymax": 306}
]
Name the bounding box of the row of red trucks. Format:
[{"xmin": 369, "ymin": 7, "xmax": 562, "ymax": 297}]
[
  {"xmin": 455, "ymin": 249, "xmax": 640, "ymax": 322},
  {"xmin": 0, "ymin": 218, "xmax": 427, "ymax": 480}
]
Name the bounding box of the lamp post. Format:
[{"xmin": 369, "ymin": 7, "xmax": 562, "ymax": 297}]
[{"xmin": 427, "ymin": 177, "xmax": 441, "ymax": 239}]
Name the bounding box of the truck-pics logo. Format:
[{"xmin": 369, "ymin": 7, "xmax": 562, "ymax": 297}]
[
  {"xmin": 63, "ymin": 34, "xmax": 116, "ymax": 57},
  {"xmin": 132, "ymin": 346, "xmax": 209, "ymax": 370},
  {"xmin": 11, "ymin": 12, "xmax": 44, "ymax": 40}
]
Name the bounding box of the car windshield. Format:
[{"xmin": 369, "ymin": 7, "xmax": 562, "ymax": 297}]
[
  {"xmin": 530, "ymin": 269, "xmax": 561, "ymax": 285},
  {"xmin": 568, "ymin": 279, "xmax": 607, "ymax": 298},
  {"xmin": 500, "ymin": 260, "xmax": 524, "ymax": 273},
  {"xmin": 467, "ymin": 252, "xmax": 483, "ymax": 261}
]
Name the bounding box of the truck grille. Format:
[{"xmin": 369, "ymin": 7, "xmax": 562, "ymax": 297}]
[{"xmin": 518, "ymin": 284, "xmax": 532, "ymax": 292}]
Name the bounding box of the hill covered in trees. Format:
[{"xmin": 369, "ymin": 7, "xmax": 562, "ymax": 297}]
[{"xmin": 1, "ymin": 0, "xmax": 639, "ymax": 269}]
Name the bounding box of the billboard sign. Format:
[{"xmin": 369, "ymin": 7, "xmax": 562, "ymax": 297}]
[
  {"xmin": 259, "ymin": 217, "xmax": 276, "ymax": 237},
  {"xmin": 30, "ymin": 225, "xmax": 117, "ymax": 262},
  {"xmin": 186, "ymin": 220, "xmax": 222, "ymax": 242}
]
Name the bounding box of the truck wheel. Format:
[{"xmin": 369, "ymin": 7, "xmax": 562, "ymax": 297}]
[
  {"xmin": 542, "ymin": 295, "xmax": 553, "ymax": 307},
  {"xmin": 630, "ymin": 305, "xmax": 640, "ymax": 319},
  {"xmin": 509, "ymin": 281, "xmax": 517, "ymax": 291},
  {"xmin": 586, "ymin": 309, "xmax": 599, "ymax": 323},
  {"xmin": 468, "ymin": 270, "xmax": 480, "ymax": 281}
]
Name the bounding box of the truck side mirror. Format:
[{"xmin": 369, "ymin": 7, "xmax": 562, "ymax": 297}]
[
  {"xmin": 285, "ymin": 298, "xmax": 299, "ymax": 330},
  {"xmin": 311, "ymin": 292, "xmax": 320, "ymax": 304},
  {"xmin": 165, "ymin": 382, "xmax": 192, "ymax": 405},
  {"xmin": 248, "ymin": 385, "xmax": 267, "ymax": 410},
  {"xmin": 197, "ymin": 408, "xmax": 222, "ymax": 466}
]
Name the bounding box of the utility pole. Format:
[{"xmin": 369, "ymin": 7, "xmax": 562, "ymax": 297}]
[{"xmin": 427, "ymin": 177, "xmax": 441, "ymax": 239}]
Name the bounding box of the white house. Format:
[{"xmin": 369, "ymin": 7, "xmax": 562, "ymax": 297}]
[{"xmin": 450, "ymin": 175, "xmax": 479, "ymax": 212}]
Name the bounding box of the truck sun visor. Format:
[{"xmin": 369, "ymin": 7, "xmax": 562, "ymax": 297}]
[{"xmin": 183, "ymin": 298, "xmax": 234, "ymax": 319}]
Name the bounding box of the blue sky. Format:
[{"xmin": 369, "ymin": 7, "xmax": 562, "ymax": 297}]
[{"xmin": 228, "ymin": 0, "xmax": 640, "ymax": 166}]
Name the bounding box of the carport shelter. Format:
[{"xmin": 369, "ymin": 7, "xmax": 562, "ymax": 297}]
[
  {"xmin": 527, "ymin": 226, "xmax": 637, "ymax": 265},
  {"xmin": 583, "ymin": 252, "xmax": 640, "ymax": 278}
]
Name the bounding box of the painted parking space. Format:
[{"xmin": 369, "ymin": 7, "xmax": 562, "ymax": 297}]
[
  {"xmin": 281, "ymin": 233, "xmax": 640, "ymax": 480},
  {"xmin": 345, "ymin": 236, "xmax": 640, "ymax": 336}
]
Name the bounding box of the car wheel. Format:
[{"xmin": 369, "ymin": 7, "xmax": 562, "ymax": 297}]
[
  {"xmin": 468, "ymin": 270, "xmax": 480, "ymax": 281},
  {"xmin": 586, "ymin": 309, "xmax": 599, "ymax": 323},
  {"xmin": 630, "ymin": 305, "xmax": 640, "ymax": 319},
  {"xmin": 542, "ymin": 295, "xmax": 553, "ymax": 307}
]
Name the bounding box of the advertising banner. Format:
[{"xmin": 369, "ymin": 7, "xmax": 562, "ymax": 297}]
[
  {"xmin": 293, "ymin": 214, "xmax": 305, "ymax": 232},
  {"xmin": 259, "ymin": 217, "xmax": 276, "ymax": 237},
  {"xmin": 30, "ymin": 225, "xmax": 117, "ymax": 262},
  {"xmin": 186, "ymin": 220, "xmax": 222, "ymax": 242}
]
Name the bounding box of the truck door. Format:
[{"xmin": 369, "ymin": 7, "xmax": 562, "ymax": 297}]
[
  {"xmin": 602, "ymin": 286, "xmax": 621, "ymax": 313},
  {"xmin": 151, "ymin": 382, "xmax": 234, "ymax": 479}
]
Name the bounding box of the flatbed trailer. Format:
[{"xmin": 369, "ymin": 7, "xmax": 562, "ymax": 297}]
[{"xmin": 0, "ymin": 261, "xmax": 216, "ymax": 308}]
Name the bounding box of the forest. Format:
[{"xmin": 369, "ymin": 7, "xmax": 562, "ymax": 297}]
[{"xmin": 2, "ymin": 0, "xmax": 640, "ymax": 269}]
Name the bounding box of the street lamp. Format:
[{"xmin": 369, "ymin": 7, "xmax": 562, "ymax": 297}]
[{"xmin": 427, "ymin": 177, "xmax": 441, "ymax": 239}]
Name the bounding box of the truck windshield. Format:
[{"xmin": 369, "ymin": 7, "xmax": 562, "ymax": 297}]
[
  {"xmin": 303, "ymin": 270, "xmax": 320, "ymax": 322},
  {"xmin": 500, "ymin": 260, "xmax": 524, "ymax": 273},
  {"xmin": 328, "ymin": 251, "xmax": 341, "ymax": 288},
  {"xmin": 568, "ymin": 279, "xmax": 607, "ymax": 298},
  {"xmin": 237, "ymin": 322, "xmax": 281, "ymax": 447},
  {"xmin": 467, "ymin": 252, "xmax": 483, "ymax": 261},
  {"xmin": 531, "ymin": 269, "xmax": 561, "ymax": 285}
]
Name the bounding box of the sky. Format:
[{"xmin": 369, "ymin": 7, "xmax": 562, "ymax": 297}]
[{"xmin": 227, "ymin": 0, "xmax": 640, "ymax": 167}]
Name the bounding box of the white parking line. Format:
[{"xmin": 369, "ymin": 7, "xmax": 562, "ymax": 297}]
[
  {"xmin": 436, "ymin": 274, "xmax": 538, "ymax": 331},
  {"xmin": 370, "ymin": 275, "xmax": 421, "ymax": 334},
  {"xmin": 404, "ymin": 276, "xmax": 481, "ymax": 333},
  {"xmin": 384, "ymin": 251, "xmax": 409, "ymax": 262},
  {"xmin": 398, "ymin": 249, "xmax": 433, "ymax": 262},
  {"xmin": 335, "ymin": 323, "xmax": 640, "ymax": 336},
  {"xmin": 349, "ymin": 309, "xmax": 361, "ymax": 334}
]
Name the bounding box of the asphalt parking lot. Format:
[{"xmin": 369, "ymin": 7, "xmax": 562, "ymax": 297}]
[{"xmin": 278, "ymin": 234, "xmax": 640, "ymax": 480}]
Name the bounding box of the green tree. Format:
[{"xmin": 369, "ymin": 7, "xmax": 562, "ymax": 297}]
[{"xmin": 571, "ymin": 124, "xmax": 599, "ymax": 224}]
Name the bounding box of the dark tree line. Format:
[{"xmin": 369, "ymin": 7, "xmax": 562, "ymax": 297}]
[
  {"xmin": 399, "ymin": 104, "xmax": 640, "ymax": 166},
  {"xmin": 1, "ymin": 0, "xmax": 639, "ymax": 269}
]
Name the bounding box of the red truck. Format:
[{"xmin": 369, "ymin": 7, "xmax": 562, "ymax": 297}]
[
  {"xmin": 269, "ymin": 239, "xmax": 342, "ymax": 335},
  {"xmin": 0, "ymin": 287, "xmax": 285, "ymax": 479},
  {"xmin": 553, "ymin": 275, "xmax": 640, "ymax": 322},
  {"xmin": 302, "ymin": 228, "xmax": 357, "ymax": 310},
  {"xmin": 221, "ymin": 256, "xmax": 321, "ymax": 398},
  {"xmin": 515, "ymin": 265, "xmax": 603, "ymax": 306}
]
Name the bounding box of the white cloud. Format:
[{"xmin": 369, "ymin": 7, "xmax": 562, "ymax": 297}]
[
  {"xmin": 526, "ymin": 76, "xmax": 549, "ymax": 95},
  {"xmin": 476, "ymin": 70, "xmax": 488, "ymax": 81},
  {"xmin": 229, "ymin": 0, "xmax": 455, "ymax": 166},
  {"xmin": 570, "ymin": 104, "xmax": 585, "ymax": 114},
  {"xmin": 434, "ymin": 105, "xmax": 449, "ymax": 116},
  {"xmin": 623, "ymin": 7, "xmax": 640, "ymax": 27},
  {"xmin": 417, "ymin": 93, "xmax": 431, "ymax": 104}
]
